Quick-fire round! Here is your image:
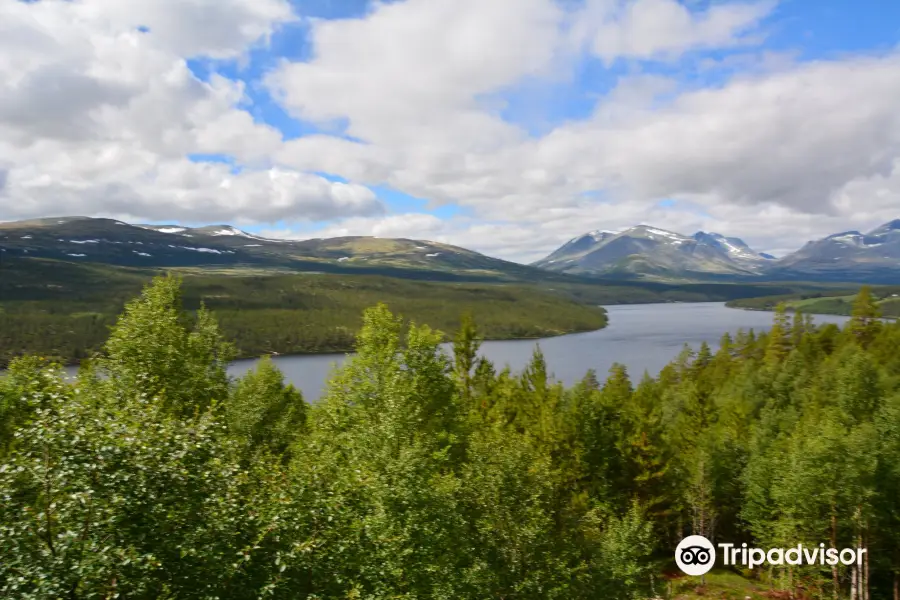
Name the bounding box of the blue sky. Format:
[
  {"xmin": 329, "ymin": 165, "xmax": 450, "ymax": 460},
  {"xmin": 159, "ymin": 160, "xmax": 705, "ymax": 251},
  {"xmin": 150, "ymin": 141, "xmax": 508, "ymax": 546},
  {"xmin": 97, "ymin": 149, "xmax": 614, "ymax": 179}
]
[
  {"xmin": 177, "ymin": 0, "xmax": 900, "ymax": 244},
  {"xmin": 2, "ymin": 0, "xmax": 899, "ymax": 260}
]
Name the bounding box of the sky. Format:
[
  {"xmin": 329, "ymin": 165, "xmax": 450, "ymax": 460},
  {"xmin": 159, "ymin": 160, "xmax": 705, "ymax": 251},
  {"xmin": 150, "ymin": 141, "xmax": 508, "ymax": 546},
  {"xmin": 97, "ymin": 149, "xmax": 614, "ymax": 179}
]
[{"xmin": 1, "ymin": 0, "xmax": 899, "ymax": 263}]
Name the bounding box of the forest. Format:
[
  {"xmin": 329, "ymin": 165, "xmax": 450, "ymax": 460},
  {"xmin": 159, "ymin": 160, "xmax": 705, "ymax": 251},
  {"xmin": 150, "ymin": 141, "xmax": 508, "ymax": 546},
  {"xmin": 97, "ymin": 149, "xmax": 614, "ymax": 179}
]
[
  {"xmin": 0, "ymin": 255, "xmax": 815, "ymax": 368},
  {"xmin": 727, "ymin": 285, "xmax": 900, "ymax": 318},
  {"xmin": 0, "ymin": 258, "xmax": 609, "ymax": 367},
  {"xmin": 1, "ymin": 276, "xmax": 898, "ymax": 599}
]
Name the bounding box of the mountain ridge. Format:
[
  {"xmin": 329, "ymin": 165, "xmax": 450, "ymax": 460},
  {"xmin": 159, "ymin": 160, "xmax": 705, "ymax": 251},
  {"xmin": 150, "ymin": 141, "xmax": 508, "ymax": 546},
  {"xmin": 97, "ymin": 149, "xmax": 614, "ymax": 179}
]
[
  {"xmin": 2, "ymin": 216, "xmax": 899, "ymax": 284},
  {"xmin": 533, "ymin": 224, "xmax": 773, "ymax": 279},
  {"xmin": 535, "ymin": 220, "xmax": 900, "ymax": 283},
  {"xmin": 0, "ymin": 216, "xmax": 563, "ymax": 283}
]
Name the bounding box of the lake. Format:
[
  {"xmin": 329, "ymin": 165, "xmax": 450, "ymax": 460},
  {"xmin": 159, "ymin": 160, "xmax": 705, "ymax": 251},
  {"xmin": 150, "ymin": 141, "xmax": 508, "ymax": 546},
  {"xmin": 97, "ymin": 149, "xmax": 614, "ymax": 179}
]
[{"xmin": 225, "ymin": 302, "xmax": 853, "ymax": 401}]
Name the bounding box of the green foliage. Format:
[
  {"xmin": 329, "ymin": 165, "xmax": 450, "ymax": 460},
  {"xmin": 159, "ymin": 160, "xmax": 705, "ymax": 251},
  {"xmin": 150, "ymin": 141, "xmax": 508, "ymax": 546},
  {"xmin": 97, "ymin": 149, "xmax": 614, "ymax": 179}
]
[
  {"xmin": 728, "ymin": 283, "xmax": 900, "ymax": 318},
  {"xmin": 0, "ymin": 356, "xmax": 63, "ymax": 459},
  {"xmin": 3, "ymin": 275, "xmax": 900, "ymax": 599},
  {"xmin": 226, "ymin": 356, "xmax": 307, "ymax": 458},
  {"xmin": 99, "ymin": 274, "xmax": 236, "ymax": 418},
  {"xmin": 0, "ymin": 360, "xmax": 288, "ymax": 599},
  {"xmin": 0, "ymin": 260, "xmax": 608, "ymax": 367}
]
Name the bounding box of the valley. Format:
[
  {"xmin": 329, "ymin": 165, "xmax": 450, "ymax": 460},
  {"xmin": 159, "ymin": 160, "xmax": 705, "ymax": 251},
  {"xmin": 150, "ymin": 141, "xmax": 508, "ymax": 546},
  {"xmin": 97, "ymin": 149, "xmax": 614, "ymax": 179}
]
[
  {"xmin": 0, "ymin": 257, "xmax": 608, "ymax": 368},
  {"xmin": 0, "ymin": 215, "xmax": 888, "ymax": 368},
  {"xmin": 5, "ymin": 3, "xmax": 900, "ymax": 597}
]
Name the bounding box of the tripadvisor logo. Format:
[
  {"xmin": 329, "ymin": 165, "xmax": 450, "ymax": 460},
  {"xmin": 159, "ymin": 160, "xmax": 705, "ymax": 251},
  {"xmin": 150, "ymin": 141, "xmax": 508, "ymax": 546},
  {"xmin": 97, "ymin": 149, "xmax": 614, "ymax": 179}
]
[
  {"xmin": 675, "ymin": 536, "xmax": 868, "ymax": 576},
  {"xmin": 675, "ymin": 535, "xmax": 716, "ymax": 576}
]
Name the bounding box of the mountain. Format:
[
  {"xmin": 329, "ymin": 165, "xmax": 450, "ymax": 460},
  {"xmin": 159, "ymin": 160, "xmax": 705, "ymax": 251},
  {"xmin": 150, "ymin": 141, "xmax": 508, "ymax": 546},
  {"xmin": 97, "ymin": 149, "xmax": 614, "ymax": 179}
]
[
  {"xmin": 770, "ymin": 220, "xmax": 900, "ymax": 282},
  {"xmin": 536, "ymin": 220, "xmax": 900, "ymax": 283},
  {"xmin": 533, "ymin": 225, "xmax": 772, "ymax": 279},
  {"xmin": 3, "ymin": 216, "xmax": 899, "ymax": 285},
  {"xmin": 0, "ymin": 216, "xmax": 550, "ymax": 282}
]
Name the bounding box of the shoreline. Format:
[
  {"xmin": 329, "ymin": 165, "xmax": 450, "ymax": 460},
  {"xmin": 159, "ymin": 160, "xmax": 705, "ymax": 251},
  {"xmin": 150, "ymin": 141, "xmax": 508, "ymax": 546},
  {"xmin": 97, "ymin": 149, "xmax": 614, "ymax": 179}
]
[
  {"xmin": 725, "ymin": 304, "xmax": 898, "ymax": 320},
  {"xmin": 8, "ymin": 322, "xmax": 611, "ymax": 371}
]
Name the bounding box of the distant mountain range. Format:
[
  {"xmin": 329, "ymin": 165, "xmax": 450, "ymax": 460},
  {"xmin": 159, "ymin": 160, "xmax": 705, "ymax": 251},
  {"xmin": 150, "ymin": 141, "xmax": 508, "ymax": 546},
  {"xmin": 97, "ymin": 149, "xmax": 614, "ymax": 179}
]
[
  {"xmin": 533, "ymin": 225, "xmax": 774, "ymax": 278},
  {"xmin": 0, "ymin": 216, "xmax": 546, "ymax": 282},
  {"xmin": 1, "ymin": 216, "xmax": 898, "ymax": 284},
  {"xmin": 533, "ymin": 220, "xmax": 900, "ymax": 283}
]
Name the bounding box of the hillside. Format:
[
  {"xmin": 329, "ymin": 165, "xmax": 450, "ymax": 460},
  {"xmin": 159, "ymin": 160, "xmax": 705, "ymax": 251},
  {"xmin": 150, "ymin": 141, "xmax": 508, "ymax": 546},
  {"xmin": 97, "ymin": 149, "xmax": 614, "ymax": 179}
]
[
  {"xmin": 5, "ymin": 216, "xmax": 899, "ymax": 285},
  {"xmin": 726, "ymin": 285, "xmax": 900, "ymax": 317},
  {"xmin": 0, "ymin": 253, "xmax": 833, "ymax": 367},
  {"xmin": 0, "ymin": 256, "xmax": 609, "ymax": 367},
  {"xmin": 769, "ymin": 219, "xmax": 900, "ymax": 282},
  {"xmin": 0, "ymin": 216, "xmax": 558, "ymax": 283},
  {"xmin": 534, "ymin": 225, "xmax": 773, "ymax": 279},
  {"xmin": 535, "ymin": 220, "xmax": 900, "ymax": 283}
]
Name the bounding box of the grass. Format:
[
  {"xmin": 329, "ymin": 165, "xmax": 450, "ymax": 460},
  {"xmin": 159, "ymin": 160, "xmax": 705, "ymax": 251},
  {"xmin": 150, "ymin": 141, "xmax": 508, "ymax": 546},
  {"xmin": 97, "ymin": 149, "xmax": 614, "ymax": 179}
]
[{"xmin": 665, "ymin": 570, "xmax": 786, "ymax": 600}]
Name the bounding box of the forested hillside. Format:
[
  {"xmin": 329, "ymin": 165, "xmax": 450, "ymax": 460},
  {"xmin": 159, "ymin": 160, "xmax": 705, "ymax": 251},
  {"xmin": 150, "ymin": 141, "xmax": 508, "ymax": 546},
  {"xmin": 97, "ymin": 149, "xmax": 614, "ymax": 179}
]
[
  {"xmin": 0, "ymin": 258, "xmax": 608, "ymax": 367},
  {"xmin": 1, "ymin": 277, "xmax": 899, "ymax": 599},
  {"xmin": 0, "ymin": 256, "xmax": 817, "ymax": 367},
  {"xmin": 727, "ymin": 285, "xmax": 900, "ymax": 318}
]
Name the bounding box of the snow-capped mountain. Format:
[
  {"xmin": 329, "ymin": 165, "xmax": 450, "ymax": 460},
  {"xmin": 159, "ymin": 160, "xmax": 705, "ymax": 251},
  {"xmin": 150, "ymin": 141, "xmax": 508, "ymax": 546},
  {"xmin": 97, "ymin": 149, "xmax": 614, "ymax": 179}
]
[
  {"xmin": 691, "ymin": 232, "xmax": 772, "ymax": 263},
  {"xmin": 533, "ymin": 225, "xmax": 772, "ymax": 278},
  {"xmin": 537, "ymin": 229, "xmax": 619, "ymax": 265},
  {"xmin": 139, "ymin": 224, "xmax": 282, "ymax": 242},
  {"xmin": 535, "ymin": 220, "xmax": 900, "ymax": 282},
  {"xmin": 2, "ymin": 216, "xmax": 899, "ymax": 283},
  {"xmin": 771, "ymin": 220, "xmax": 900, "ymax": 281},
  {"xmin": 0, "ymin": 216, "xmax": 544, "ymax": 280}
]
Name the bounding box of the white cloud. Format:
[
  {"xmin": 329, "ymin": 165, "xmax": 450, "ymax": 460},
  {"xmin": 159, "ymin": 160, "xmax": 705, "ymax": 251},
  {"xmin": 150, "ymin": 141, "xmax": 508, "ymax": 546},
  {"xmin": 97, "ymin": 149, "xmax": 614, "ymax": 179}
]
[
  {"xmin": 77, "ymin": 0, "xmax": 295, "ymax": 59},
  {"xmin": 0, "ymin": 0, "xmax": 383, "ymax": 224},
  {"xmin": 544, "ymin": 54, "xmax": 900, "ymax": 211},
  {"xmin": 269, "ymin": 0, "xmax": 900, "ymax": 259},
  {"xmin": 572, "ymin": 0, "xmax": 775, "ymax": 63},
  {"xmin": 3, "ymin": 0, "xmax": 900, "ymax": 265},
  {"xmin": 6, "ymin": 159, "xmax": 383, "ymax": 224},
  {"xmin": 268, "ymin": 0, "xmax": 564, "ymax": 136}
]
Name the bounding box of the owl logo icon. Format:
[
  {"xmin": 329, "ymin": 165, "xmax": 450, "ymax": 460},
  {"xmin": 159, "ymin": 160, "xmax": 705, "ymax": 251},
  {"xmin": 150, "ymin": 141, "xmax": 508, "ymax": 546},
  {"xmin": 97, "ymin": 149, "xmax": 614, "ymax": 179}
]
[{"xmin": 675, "ymin": 535, "xmax": 716, "ymax": 576}]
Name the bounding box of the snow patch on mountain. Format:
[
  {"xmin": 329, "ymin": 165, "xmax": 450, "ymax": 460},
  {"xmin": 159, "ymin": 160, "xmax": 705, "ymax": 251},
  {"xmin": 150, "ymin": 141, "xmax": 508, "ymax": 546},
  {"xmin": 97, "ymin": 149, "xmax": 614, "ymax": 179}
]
[
  {"xmin": 209, "ymin": 227, "xmax": 280, "ymax": 242},
  {"xmin": 828, "ymin": 232, "xmax": 864, "ymax": 245},
  {"xmin": 636, "ymin": 226, "xmax": 688, "ymax": 241},
  {"xmin": 588, "ymin": 230, "xmax": 617, "ymax": 241}
]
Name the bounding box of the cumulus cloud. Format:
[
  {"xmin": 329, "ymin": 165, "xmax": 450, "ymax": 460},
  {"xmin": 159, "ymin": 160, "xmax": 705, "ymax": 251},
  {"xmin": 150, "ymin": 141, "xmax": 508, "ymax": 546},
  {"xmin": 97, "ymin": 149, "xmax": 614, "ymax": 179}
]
[
  {"xmin": 546, "ymin": 54, "xmax": 900, "ymax": 211},
  {"xmin": 0, "ymin": 0, "xmax": 382, "ymax": 224},
  {"xmin": 4, "ymin": 0, "xmax": 900, "ymax": 263},
  {"xmin": 269, "ymin": 0, "xmax": 900, "ymax": 259},
  {"xmin": 76, "ymin": 0, "xmax": 295, "ymax": 59},
  {"xmin": 572, "ymin": 0, "xmax": 776, "ymax": 63}
]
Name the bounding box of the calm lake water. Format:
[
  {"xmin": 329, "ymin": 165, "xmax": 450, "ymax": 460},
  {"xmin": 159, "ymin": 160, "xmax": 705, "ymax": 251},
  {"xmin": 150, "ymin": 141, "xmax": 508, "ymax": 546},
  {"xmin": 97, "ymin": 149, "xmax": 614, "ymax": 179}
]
[
  {"xmin": 48, "ymin": 303, "xmax": 852, "ymax": 400},
  {"xmin": 224, "ymin": 302, "xmax": 853, "ymax": 401}
]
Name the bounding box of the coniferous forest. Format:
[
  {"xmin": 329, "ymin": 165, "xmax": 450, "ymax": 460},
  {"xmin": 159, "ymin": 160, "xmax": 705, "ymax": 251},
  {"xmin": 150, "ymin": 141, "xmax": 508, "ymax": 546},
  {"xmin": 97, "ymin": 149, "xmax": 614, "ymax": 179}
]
[{"xmin": 2, "ymin": 276, "xmax": 899, "ymax": 599}]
